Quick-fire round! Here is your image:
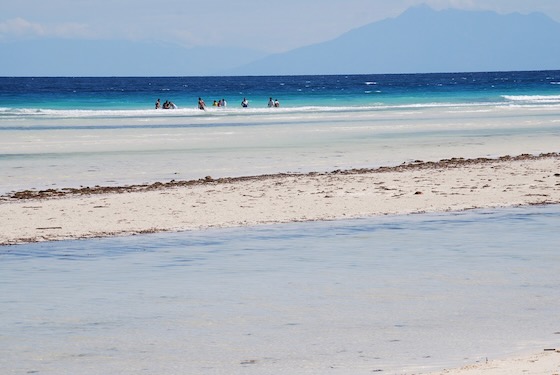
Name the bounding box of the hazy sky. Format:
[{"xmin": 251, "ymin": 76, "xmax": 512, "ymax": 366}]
[{"xmin": 1, "ymin": 0, "xmax": 560, "ymax": 53}]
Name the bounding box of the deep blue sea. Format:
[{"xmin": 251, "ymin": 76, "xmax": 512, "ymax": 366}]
[
  {"xmin": 2, "ymin": 71, "xmax": 560, "ymax": 111},
  {"xmin": 1, "ymin": 71, "xmax": 560, "ymax": 374}
]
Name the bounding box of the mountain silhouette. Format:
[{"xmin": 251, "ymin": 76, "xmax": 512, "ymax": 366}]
[
  {"xmin": 225, "ymin": 5, "xmax": 560, "ymax": 75},
  {"xmin": 2, "ymin": 5, "xmax": 559, "ymax": 76}
]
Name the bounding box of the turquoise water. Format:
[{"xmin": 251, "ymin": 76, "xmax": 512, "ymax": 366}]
[
  {"xmin": 1, "ymin": 206, "xmax": 559, "ymax": 374},
  {"xmin": 1, "ymin": 72, "xmax": 560, "ymax": 195},
  {"xmin": 1, "ymin": 71, "xmax": 560, "ymax": 111}
]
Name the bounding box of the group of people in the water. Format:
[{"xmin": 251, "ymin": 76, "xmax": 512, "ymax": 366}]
[
  {"xmin": 154, "ymin": 98, "xmax": 177, "ymax": 109},
  {"xmin": 211, "ymin": 99, "xmax": 228, "ymax": 107},
  {"xmin": 197, "ymin": 97, "xmax": 226, "ymax": 110},
  {"xmin": 196, "ymin": 97, "xmax": 280, "ymax": 110},
  {"xmin": 267, "ymin": 97, "xmax": 280, "ymax": 108},
  {"xmin": 156, "ymin": 97, "xmax": 280, "ymax": 110},
  {"xmin": 198, "ymin": 98, "xmax": 280, "ymax": 110}
]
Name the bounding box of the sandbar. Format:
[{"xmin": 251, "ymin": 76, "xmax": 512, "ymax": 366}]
[{"xmin": 1, "ymin": 152, "xmax": 559, "ymax": 246}]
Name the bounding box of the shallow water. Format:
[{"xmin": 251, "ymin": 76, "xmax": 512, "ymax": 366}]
[
  {"xmin": 2, "ymin": 205, "xmax": 559, "ymax": 374},
  {"xmin": 1, "ymin": 104, "xmax": 559, "ymax": 195}
]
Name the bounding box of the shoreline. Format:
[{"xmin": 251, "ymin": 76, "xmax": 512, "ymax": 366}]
[
  {"xmin": 424, "ymin": 349, "xmax": 560, "ymax": 375},
  {"xmin": 1, "ymin": 152, "xmax": 559, "ymax": 246}
]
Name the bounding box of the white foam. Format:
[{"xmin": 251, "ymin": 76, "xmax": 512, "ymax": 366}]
[
  {"xmin": 0, "ymin": 102, "xmax": 511, "ymax": 122},
  {"xmin": 502, "ymin": 94, "xmax": 560, "ymax": 104}
]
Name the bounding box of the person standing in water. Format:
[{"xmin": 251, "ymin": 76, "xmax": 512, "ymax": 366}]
[
  {"xmin": 198, "ymin": 97, "xmax": 206, "ymax": 110},
  {"xmin": 241, "ymin": 98, "xmax": 249, "ymax": 108},
  {"xmin": 155, "ymin": 98, "xmax": 161, "ymax": 109}
]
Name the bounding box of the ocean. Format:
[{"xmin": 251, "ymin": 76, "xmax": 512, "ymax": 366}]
[
  {"xmin": 1, "ymin": 71, "xmax": 560, "ymax": 374},
  {"xmin": 1, "ymin": 71, "xmax": 560, "ymax": 194}
]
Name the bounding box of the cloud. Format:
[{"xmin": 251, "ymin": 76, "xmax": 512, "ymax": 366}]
[
  {"xmin": 0, "ymin": 18, "xmax": 44, "ymax": 38},
  {"xmin": 0, "ymin": 17, "xmax": 92, "ymax": 40}
]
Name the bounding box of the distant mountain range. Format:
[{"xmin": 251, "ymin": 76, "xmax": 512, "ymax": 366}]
[
  {"xmin": 227, "ymin": 5, "xmax": 560, "ymax": 75},
  {"xmin": 1, "ymin": 5, "xmax": 559, "ymax": 76}
]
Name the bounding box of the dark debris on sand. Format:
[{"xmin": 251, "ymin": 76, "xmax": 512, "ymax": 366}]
[{"xmin": 3, "ymin": 152, "xmax": 559, "ymax": 201}]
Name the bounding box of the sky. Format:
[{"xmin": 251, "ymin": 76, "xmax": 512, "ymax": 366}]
[{"xmin": 1, "ymin": 0, "xmax": 560, "ymax": 54}]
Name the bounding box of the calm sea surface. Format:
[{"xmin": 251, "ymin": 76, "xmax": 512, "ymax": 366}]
[
  {"xmin": 1, "ymin": 72, "xmax": 560, "ymax": 374},
  {"xmin": 1, "ymin": 206, "xmax": 560, "ymax": 374}
]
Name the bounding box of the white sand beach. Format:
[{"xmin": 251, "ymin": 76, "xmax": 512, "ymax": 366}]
[
  {"xmin": 1, "ymin": 153, "xmax": 559, "ymax": 246},
  {"xmin": 426, "ymin": 350, "xmax": 560, "ymax": 375}
]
